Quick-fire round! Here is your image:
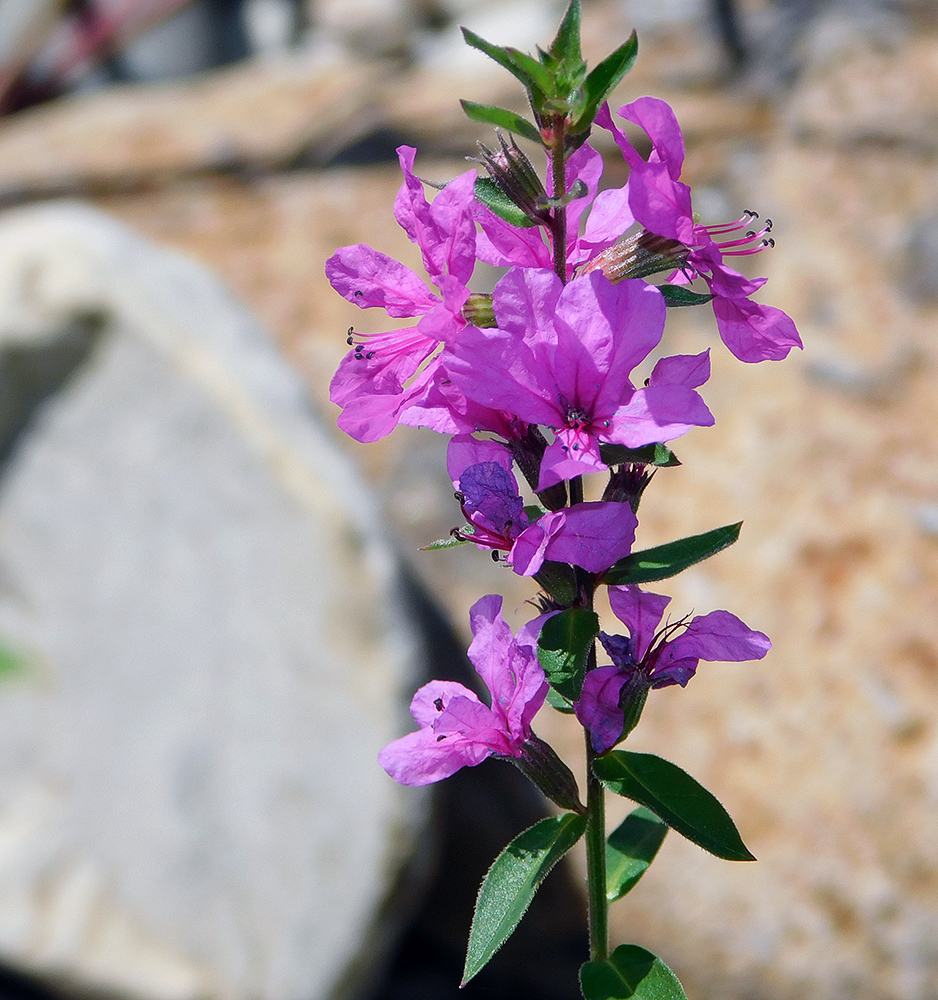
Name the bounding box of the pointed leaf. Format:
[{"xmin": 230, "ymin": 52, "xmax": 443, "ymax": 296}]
[
  {"xmin": 601, "ymin": 522, "xmax": 741, "ymax": 586},
  {"xmin": 474, "ymin": 176, "xmax": 539, "ymax": 228},
  {"xmin": 463, "ymin": 813, "xmax": 588, "ymax": 985},
  {"xmin": 501, "ymin": 46, "xmax": 556, "ymax": 96},
  {"xmin": 537, "ymin": 607, "xmax": 599, "ymax": 702},
  {"xmin": 581, "ymin": 944, "xmax": 687, "ymax": 1000},
  {"xmin": 594, "ymin": 751, "xmax": 755, "ymax": 861},
  {"xmin": 606, "ymin": 807, "xmax": 668, "ymax": 902},
  {"xmin": 462, "ymin": 27, "xmax": 541, "ymax": 93},
  {"xmin": 659, "ymin": 283, "xmax": 716, "ymax": 308},
  {"xmin": 546, "ymin": 687, "xmax": 575, "ymax": 713},
  {"xmin": 419, "ymin": 534, "xmax": 472, "ymax": 551},
  {"xmin": 549, "ymin": 0, "xmax": 581, "ymax": 65},
  {"xmin": 599, "ymin": 443, "xmax": 681, "ymax": 468},
  {"xmin": 460, "ymin": 101, "xmax": 542, "ymax": 144},
  {"xmin": 571, "ymin": 32, "xmax": 638, "ymax": 133}
]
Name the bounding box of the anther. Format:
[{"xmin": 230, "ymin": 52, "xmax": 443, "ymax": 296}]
[{"xmin": 434, "ymin": 697, "xmax": 444, "ymax": 711}]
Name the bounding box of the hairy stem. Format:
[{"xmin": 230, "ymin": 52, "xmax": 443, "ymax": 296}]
[
  {"xmin": 584, "ymin": 710, "xmax": 608, "ymax": 962},
  {"xmin": 549, "ymin": 117, "xmax": 568, "ymax": 284}
]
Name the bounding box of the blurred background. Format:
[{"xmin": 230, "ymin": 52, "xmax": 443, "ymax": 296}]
[{"xmin": 0, "ymin": 0, "xmax": 936, "ymax": 999}]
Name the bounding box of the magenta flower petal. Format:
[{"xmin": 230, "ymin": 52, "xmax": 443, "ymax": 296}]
[
  {"xmin": 581, "ymin": 186, "xmax": 635, "ymax": 253},
  {"xmin": 649, "ymin": 350, "xmax": 711, "ymax": 389},
  {"xmin": 446, "ymin": 434, "xmax": 513, "ymax": 483},
  {"xmin": 394, "ymin": 147, "xmax": 478, "ymax": 286},
  {"xmin": 608, "ymin": 585, "xmax": 671, "ymax": 661},
  {"xmin": 607, "ymin": 383, "xmax": 714, "ymax": 448},
  {"xmin": 538, "ymin": 501, "xmax": 637, "ymax": 574},
  {"xmin": 617, "ymin": 97, "xmax": 686, "ymax": 178},
  {"xmin": 380, "ymin": 597, "xmax": 547, "ymax": 787},
  {"xmin": 575, "ymin": 666, "xmax": 629, "ymax": 753},
  {"xmin": 626, "ymin": 159, "xmax": 695, "ymax": 243},
  {"xmin": 467, "ymin": 595, "xmax": 547, "ymax": 737},
  {"xmin": 326, "ymin": 244, "xmax": 438, "ymax": 317},
  {"xmin": 663, "ymin": 610, "xmax": 771, "ymax": 663},
  {"xmin": 474, "ymin": 204, "xmax": 552, "ymax": 268},
  {"xmin": 712, "ymin": 295, "xmax": 803, "ymax": 363},
  {"xmin": 508, "ymin": 502, "xmax": 636, "ymax": 576}
]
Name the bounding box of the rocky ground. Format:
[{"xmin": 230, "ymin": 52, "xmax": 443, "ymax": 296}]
[{"xmin": 1, "ymin": 0, "xmax": 938, "ymax": 997}]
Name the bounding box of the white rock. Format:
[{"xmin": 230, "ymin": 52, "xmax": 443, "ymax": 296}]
[{"xmin": 0, "ymin": 203, "xmax": 427, "ymax": 1000}]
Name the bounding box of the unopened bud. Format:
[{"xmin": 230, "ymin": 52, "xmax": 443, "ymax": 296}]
[
  {"xmin": 576, "ymin": 230, "xmax": 690, "ymax": 283},
  {"xmin": 473, "ymin": 132, "xmax": 551, "ymax": 226}
]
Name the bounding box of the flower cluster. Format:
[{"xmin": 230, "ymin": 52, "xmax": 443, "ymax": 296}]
[
  {"xmin": 328, "ymin": 5, "xmax": 799, "ymax": 990},
  {"xmin": 327, "ymin": 12, "xmax": 794, "ymax": 809}
]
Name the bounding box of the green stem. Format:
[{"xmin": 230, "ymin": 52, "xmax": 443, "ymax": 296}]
[
  {"xmin": 549, "ymin": 117, "xmax": 568, "ymax": 284},
  {"xmin": 584, "ymin": 727, "xmax": 608, "ymax": 962}
]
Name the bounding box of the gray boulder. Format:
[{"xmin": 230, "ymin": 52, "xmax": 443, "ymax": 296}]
[{"xmin": 0, "ymin": 202, "xmax": 427, "ymax": 1000}]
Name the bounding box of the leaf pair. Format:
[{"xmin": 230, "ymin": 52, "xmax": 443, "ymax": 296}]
[{"xmin": 461, "ymin": 0, "xmax": 638, "ymax": 150}]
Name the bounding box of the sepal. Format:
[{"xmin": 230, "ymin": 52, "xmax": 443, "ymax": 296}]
[{"xmin": 514, "ymin": 733, "xmax": 586, "ymax": 813}]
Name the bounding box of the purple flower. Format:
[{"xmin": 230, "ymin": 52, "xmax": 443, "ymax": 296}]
[
  {"xmin": 326, "ymin": 146, "xmax": 478, "ymax": 442},
  {"xmin": 588, "ymin": 97, "xmax": 801, "ymax": 363},
  {"xmin": 575, "ymin": 585, "xmax": 771, "ymax": 752},
  {"xmin": 379, "ymin": 595, "xmax": 548, "ymax": 785},
  {"xmin": 444, "ymin": 267, "xmax": 714, "ymax": 490},
  {"xmin": 446, "ymin": 436, "xmax": 639, "ymax": 576}
]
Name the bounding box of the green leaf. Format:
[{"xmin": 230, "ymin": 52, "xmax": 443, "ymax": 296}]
[
  {"xmin": 474, "ymin": 176, "xmax": 540, "ymax": 228},
  {"xmin": 460, "ymin": 101, "xmax": 542, "ymax": 144},
  {"xmin": 462, "ymin": 28, "xmax": 541, "ymax": 93},
  {"xmin": 463, "ymin": 813, "xmax": 588, "ymax": 985},
  {"xmin": 594, "ymin": 751, "xmax": 755, "ymax": 861},
  {"xmin": 581, "ymin": 944, "xmax": 687, "ymax": 1000},
  {"xmin": 571, "ymin": 32, "xmax": 638, "ymax": 133},
  {"xmin": 549, "ymin": 0, "xmax": 581, "ymax": 65},
  {"xmin": 537, "ymin": 607, "xmax": 599, "ymax": 702},
  {"xmin": 606, "ymin": 807, "xmax": 668, "ymax": 902},
  {"xmin": 420, "ymin": 532, "xmax": 473, "ymax": 551},
  {"xmin": 599, "ymin": 443, "xmax": 680, "ymax": 468},
  {"xmin": 546, "ymin": 687, "xmax": 575, "ymax": 713},
  {"xmin": 501, "ymin": 46, "xmax": 556, "ymax": 96},
  {"xmin": 658, "ymin": 283, "xmax": 716, "ymax": 308},
  {"xmin": 461, "ymin": 28, "xmax": 554, "ymax": 98},
  {"xmin": 601, "ymin": 522, "xmax": 742, "ymax": 586}
]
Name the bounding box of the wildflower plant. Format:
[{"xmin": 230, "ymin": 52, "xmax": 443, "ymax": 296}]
[{"xmin": 327, "ymin": 4, "xmax": 798, "ymax": 996}]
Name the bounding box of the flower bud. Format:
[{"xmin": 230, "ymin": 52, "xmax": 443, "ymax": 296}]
[
  {"xmin": 576, "ymin": 230, "xmax": 690, "ymax": 283},
  {"xmin": 473, "ymin": 131, "xmax": 552, "ymax": 226},
  {"xmin": 601, "ymin": 463, "xmax": 654, "ymax": 513}
]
